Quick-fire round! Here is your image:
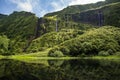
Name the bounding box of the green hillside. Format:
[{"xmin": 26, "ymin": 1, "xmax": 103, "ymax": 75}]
[
  {"xmin": 0, "ymin": 11, "xmax": 38, "ymax": 54},
  {"xmin": 49, "ymin": 26, "xmax": 120, "ymax": 57},
  {"xmin": 27, "ymin": 29, "xmax": 84, "ymax": 53},
  {"xmin": 45, "ymin": 0, "xmax": 120, "ymax": 18},
  {"xmin": 0, "ymin": 14, "xmax": 7, "ymax": 20},
  {"xmin": 72, "ymin": 2, "xmax": 120, "ymax": 27},
  {"xmin": 45, "ymin": 0, "xmax": 120, "ymax": 27},
  {"xmin": 0, "ymin": 11, "xmax": 38, "ymax": 39},
  {"xmin": 0, "ymin": 0, "xmax": 120, "ymax": 57}
]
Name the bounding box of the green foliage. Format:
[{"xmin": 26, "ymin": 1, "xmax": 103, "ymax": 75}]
[
  {"xmin": 48, "ymin": 50, "xmax": 64, "ymax": 57},
  {"xmin": 106, "ymin": 0, "xmax": 120, "ymax": 3},
  {"xmin": 71, "ymin": 2, "xmax": 120, "ymax": 27},
  {"xmin": 98, "ymin": 51, "xmax": 110, "ymax": 56},
  {"xmin": 45, "ymin": 0, "xmax": 119, "ymax": 18},
  {"xmin": 0, "ymin": 35, "xmax": 10, "ymax": 55},
  {"xmin": 27, "ymin": 29, "xmax": 80, "ymax": 52},
  {"xmin": 78, "ymin": 53, "xmax": 87, "ymax": 57},
  {"xmin": 0, "ymin": 11, "xmax": 38, "ymax": 39},
  {"xmin": 107, "ymin": 49, "xmax": 114, "ymax": 55},
  {"xmin": 0, "ymin": 14, "xmax": 7, "ymax": 21},
  {"xmin": 115, "ymin": 52, "xmax": 120, "ymax": 56},
  {"xmin": 101, "ymin": 2, "xmax": 120, "ymax": 27},
  {"xmin": 59, "ymin": 46, "xmax": 70, "ymax": 55},
  {"xmin": 0, "ymin": 11, "xmax": 38, "ymax": 54},
  {"xmin": 49, "ymin": 26, "xmax": 120, "ymax": 56},
  {"xmin": 0, "ymin": 0, "xmax": 120, "ymax": 56}
]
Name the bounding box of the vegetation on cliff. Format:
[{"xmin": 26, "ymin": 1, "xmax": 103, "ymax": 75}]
[{"xmin": 0, "ymin": 0, "xmax": 120, "ymax": 57}]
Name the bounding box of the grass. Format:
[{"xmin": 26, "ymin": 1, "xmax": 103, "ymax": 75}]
[
  {"xmin": 2, "ymin": 48, "xmax": 80, "ymax": 64},
  {"xmin": 0, "ymin": 48, "xmax": 120, "ymax": 64},
  {"xmin": 6, "ymin": 55, "xmax": 120, "ymax": 64},
  {"xmin": 0, "ymin": 55, "xmax": 4, "ymax": 59},
  {"xmin": 0, "ymin": 55, "xmax": 120, "ymax": 65},
  {"xmin": 91, "ymin": 55, "xmax": 120, "ymax": 60},
  {"xmin": 8, "ymin": 55, "xmax": 80, "ymax": 66},
  {"xmin": 12, "ymin": 48, "xmax": 51, "ymax": 58},
  {"xmin": 10, "ymin": 56, "xmax": 49, "ymax": 66}
]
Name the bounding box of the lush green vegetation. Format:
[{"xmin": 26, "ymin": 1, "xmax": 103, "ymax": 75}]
[
  {"xmin": 0, "ymin": 35, "xmax": 9, "ymax": 55},
  {"xmin": 49, "ymin": 26, "xmax": 120, "ymax": 57},
  {"xmin": 45, "ymin": 0, "xmax": 120, "ymax": 18},
  {"xmin": 1, "ymin": 58, "xmax": 120, "ymax": 80},
  {"xmin": 0, "ymin": 11, "xmax": 38, "ymax": 54},
  {"xmin": 0, "ymin": 11, "xmax": 37, "ymax": 39},
  {"xmin": 105, "ymin": 2, "xmax": 120, "ymax": 27},
  {"xmin": 27, "ymin": 29, "xmax": 84, "ymax": 53},
  {"xmin": 45, "ymin": 1, "xmax": 120, "ymax": 27},
  {"xmin": 0, "ymin": 1, "xmax": 120, "ymax": 80},
  {"xmin": 0, "ymin": 0, "xmax": 120, "ymax": 57},
  {"xmin": 67, "ymin": 2, "xmax": 120, "ymax": 27}
]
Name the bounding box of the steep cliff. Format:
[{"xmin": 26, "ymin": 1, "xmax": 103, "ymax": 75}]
[{"xmin": 72, "ymin": 2, "xmax": 120, "ymax": 27}]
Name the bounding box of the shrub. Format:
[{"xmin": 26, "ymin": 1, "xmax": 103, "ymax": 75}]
[
  {"xmin": 48, "ymin": 47, "xmax": 59, "ymax": 54},
  {"xmin": 38, "ymin": 47, "xmax": 46, "ymax": 51},
  {"xmin": 115, "ymin": 52, "xmax": 120, "ymax": 56},
  {"xmin": 98, "ymin": 51, "xmax": 110, "ymax": 56},
  {"xmin": 77, "ymin": 30, "xmax": 84, "ymax": 35},
  {"xmin": 0, "ymin": 35, "xmax": 10, "ymax": 55},
  {"xmin": 59, "ymin": 26, "xmax": 120, "ymax": 56},
  {"xmin": 79, "ymin": 53, "xmax": 86, "ymax": 57},
  {"xmin": 30, "ymin": 48, "xmax": 38, "ymax": 53},
  {"xmin": 59, "ymin": 46, "xmax": 70, "ymax": 55},
  {"xmin": 48, "ymin": 50, "xmax": 64, "ymax": 57},
  {"xmin": 107, "ymin": 49, "xmax": 114, "ymax": 55}
]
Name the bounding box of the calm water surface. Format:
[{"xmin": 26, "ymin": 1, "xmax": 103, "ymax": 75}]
[{"xmin": 0, "ymin": 59, "xmax": 120, "ymax": 80}]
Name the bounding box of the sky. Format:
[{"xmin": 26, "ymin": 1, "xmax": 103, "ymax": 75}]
[{"xmin": 0, "ymin": 0, "xmax": 105, "ymax": 17}]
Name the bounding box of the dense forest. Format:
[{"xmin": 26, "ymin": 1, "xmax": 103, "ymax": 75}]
[{"xmin": 0, "ymin": 0, "xmax": 120, "ymax": 57}]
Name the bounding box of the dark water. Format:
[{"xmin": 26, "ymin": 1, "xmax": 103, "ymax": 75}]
[{"xmin": 0, "ymin": 59, "xmax": 120, "ymax": 80}]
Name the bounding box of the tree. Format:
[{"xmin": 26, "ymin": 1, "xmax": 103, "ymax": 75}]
[{"xmin": 0, "ymin": 35, "xmax": 10, "ymax": 55}]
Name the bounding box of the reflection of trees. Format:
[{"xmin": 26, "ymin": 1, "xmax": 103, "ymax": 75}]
[
  {"xmin": 48, "ymin": 60, "xmax": 64, "ymax": 67},
  {"xmin": 60, "ymin": 59, "xmax": 120, "ymax": 80},
  {"xmin": 0, "ymin": 59, "xmax": 120, "ymax": 80},
  {"xmin": 0, "ymin": 60, "xmax": 40, "ymax": 80}
]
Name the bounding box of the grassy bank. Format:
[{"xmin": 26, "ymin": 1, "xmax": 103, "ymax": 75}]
[
  {"xmin": 91, "ymin": 55, "xmax": 120, "ymax": 60},
  {"xmin": 0, "ymin": 55, "xmax": 4, "ymax": 59},
  {"xmin": 1, "ymin": 53, "xmax": 120, "ymax": 61},
  {"xmin": 0, "ymin": 50, "xmax": 120, "ymax": 64},
  {"xmin": 8, "ymin": 55, "xmax": 120, "ymax": 62}
]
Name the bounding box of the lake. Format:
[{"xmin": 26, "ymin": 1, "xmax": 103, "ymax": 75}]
[{"xmin": 0, "ymin": 59, "xmax": 120, "ymax": 80}]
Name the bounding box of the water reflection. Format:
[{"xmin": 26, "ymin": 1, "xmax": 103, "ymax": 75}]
[
  {"xmin": 48, "ymin": 60, "xmax": 64, "ymax": 67},
  {"xmin": 0, "ymin": 59, "xmax": 120, "ymax": 80}
]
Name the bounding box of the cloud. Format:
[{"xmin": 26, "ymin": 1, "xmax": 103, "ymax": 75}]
[
  {"xmin": 8, "ymin": 0, "xmax": 54, "ymax": 17},
  {"xmin": 9, "ymin": 0, "xmax": 35, "ymax": 12},
  {"xmin": 69, "ymin": 0, "xmax": 105, "ymax": 5},
  {"xmin": 7, "ymin": 0, "xmax": 105, "ymax": 17},
  {"xmin": 50, "ymin": 0, "xmax": 67, "ymax": 12},
  {"xmin": 50, "ymin": 2, "xmax": 63, "ymax": 11}
]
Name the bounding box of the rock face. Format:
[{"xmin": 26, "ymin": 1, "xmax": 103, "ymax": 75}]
[
  {"xmin": 72, "ymin": 10, "xmax": 104, "ymax": 26},
  {"xmin": 71, "ymin": 2, "xmax": 120, "ymax": 27},
  {"xmin": 45, "ymin": 1, "xmax": 120, "ymax": 27}
]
